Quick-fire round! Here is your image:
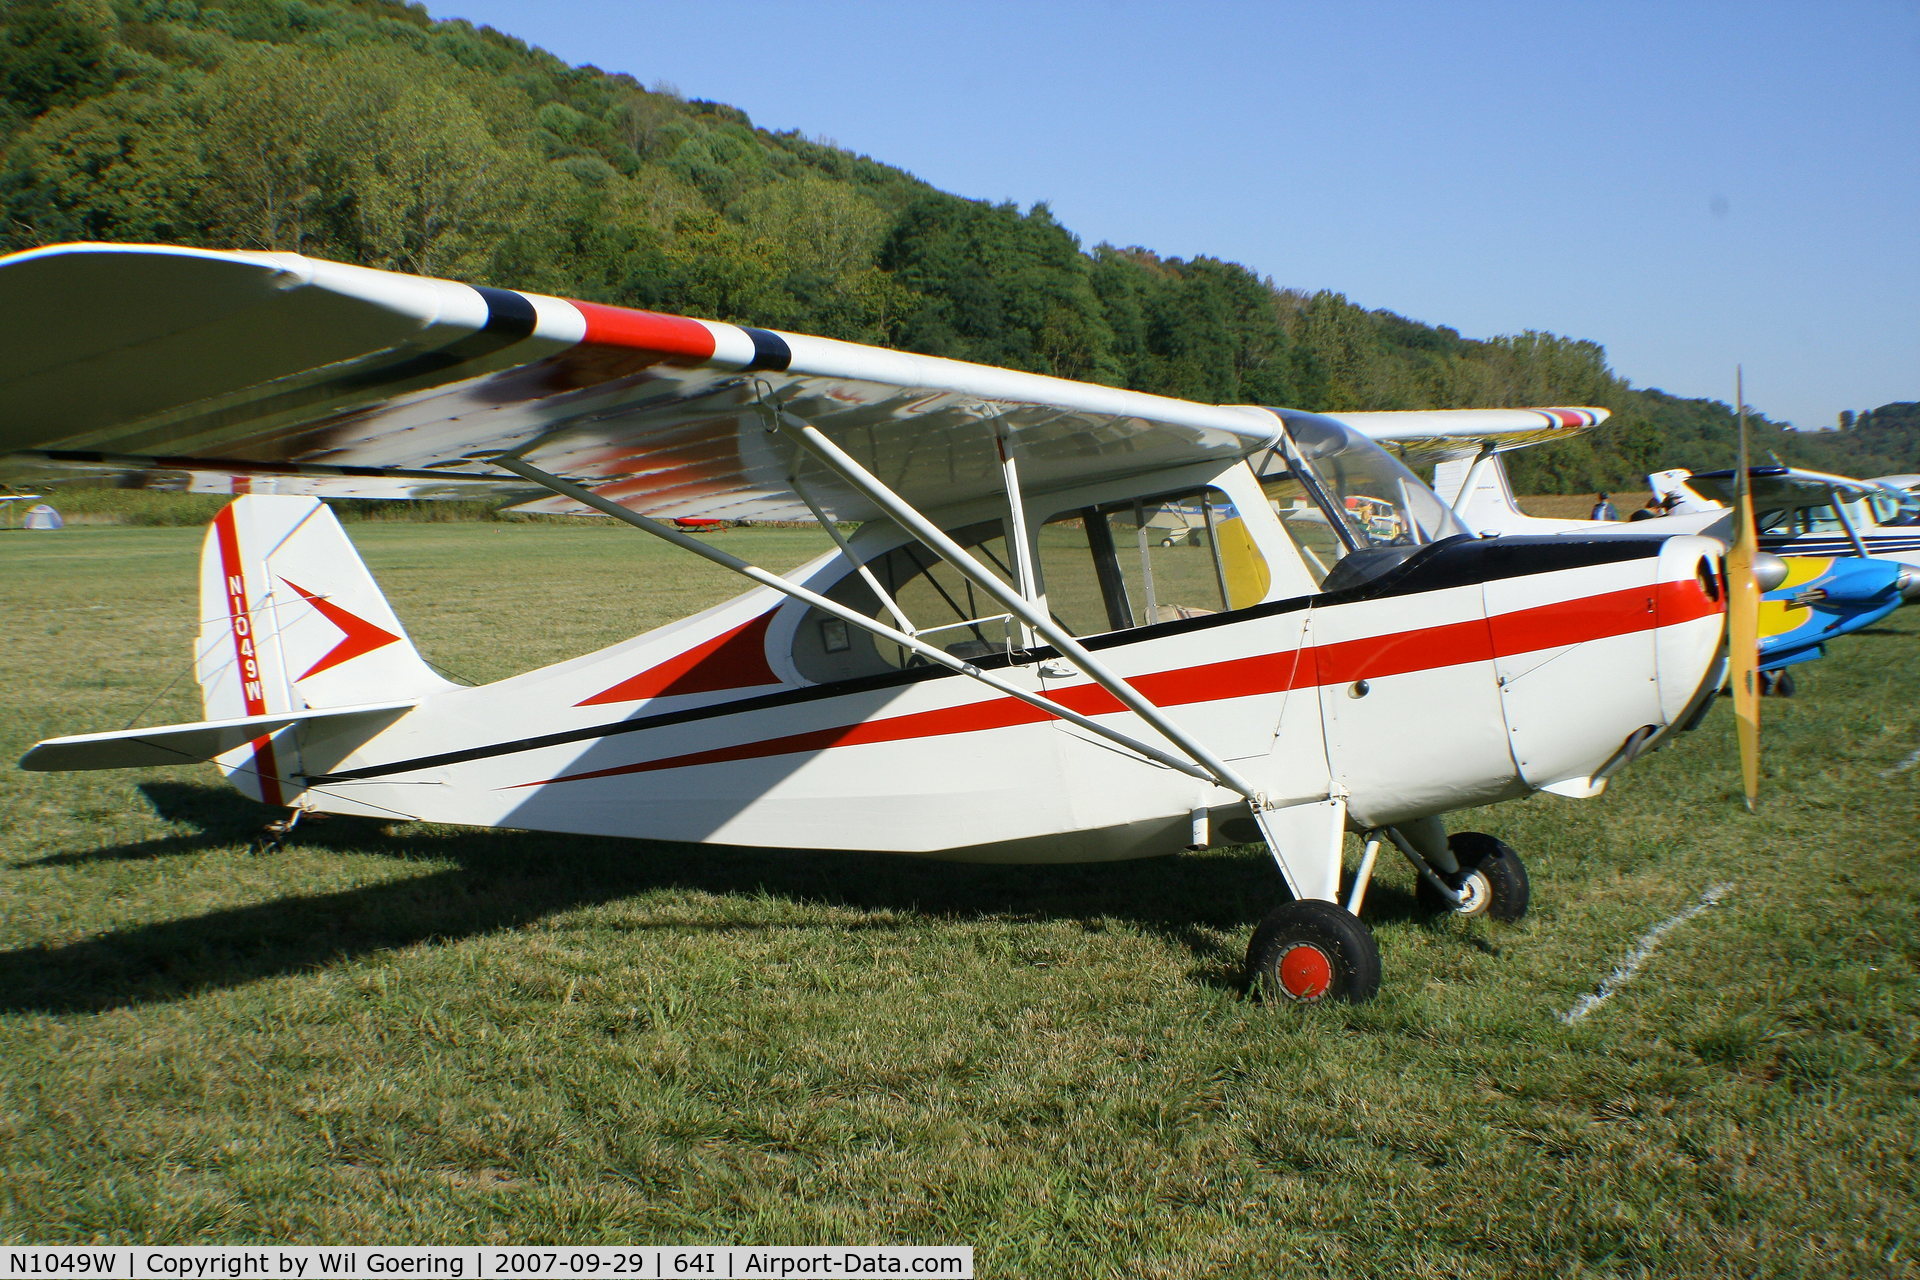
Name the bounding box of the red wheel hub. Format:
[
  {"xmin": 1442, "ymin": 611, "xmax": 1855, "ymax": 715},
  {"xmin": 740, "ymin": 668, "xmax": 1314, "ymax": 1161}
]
[{"xmin": 1277, "ymin": 943, "xmax": 1334, "ymax": 999}]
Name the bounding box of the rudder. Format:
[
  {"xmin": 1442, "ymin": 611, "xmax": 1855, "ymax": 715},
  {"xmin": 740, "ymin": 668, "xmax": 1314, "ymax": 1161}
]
[{"xmin": 197, "ymin": 496, "xmax": 452, "ymax": 803}]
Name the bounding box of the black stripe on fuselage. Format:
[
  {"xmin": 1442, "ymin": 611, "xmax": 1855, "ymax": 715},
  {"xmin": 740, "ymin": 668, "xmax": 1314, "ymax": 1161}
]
[{"xmin": 308, "ymin": 533, "xmax": 1663, "ymax": 784}]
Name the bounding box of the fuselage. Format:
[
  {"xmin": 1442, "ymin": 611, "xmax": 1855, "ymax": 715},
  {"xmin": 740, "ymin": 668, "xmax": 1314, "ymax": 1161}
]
[{"xmin": 279, "ymin": 454, "xmax": 1725, "ymax": 863}]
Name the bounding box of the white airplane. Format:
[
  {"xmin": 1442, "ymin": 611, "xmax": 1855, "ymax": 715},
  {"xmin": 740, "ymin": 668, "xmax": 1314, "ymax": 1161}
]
[
  {"xmin": 1398, "ymin": 430, "xmax": 1920, "ymax": 575},
  {"xmin": 2, "ymin": 243, "xmax": 1750, "ymax": 1003}
]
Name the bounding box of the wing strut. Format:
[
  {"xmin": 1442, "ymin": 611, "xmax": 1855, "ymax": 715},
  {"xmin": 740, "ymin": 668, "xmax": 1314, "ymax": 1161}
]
[
  {"xmin": 757, "ymin": 403, "xmax": 1262, "ymax": 799},
  {"xmin": 487, "ymin": 456, "xmax": 1249, "ymax": 793},
  {"xmin": 1825, "ymin": 487, "xmax": 1872, "ymax": 559}
]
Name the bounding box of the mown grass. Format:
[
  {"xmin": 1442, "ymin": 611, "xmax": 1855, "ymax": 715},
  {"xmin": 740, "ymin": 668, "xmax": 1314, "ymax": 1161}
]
[{"xmin": 1, "ymin": 523, "xmax": 1915, "ymax": 1277}]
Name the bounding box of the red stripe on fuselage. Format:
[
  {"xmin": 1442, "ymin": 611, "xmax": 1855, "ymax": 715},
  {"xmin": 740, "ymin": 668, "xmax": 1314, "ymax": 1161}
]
[
  {"xmin": 212, "ymin": 506, "xmax": 283, "ymax": 806},
  {"xmin": 514, "ymin": 577, "xmax": 1721, "ymax": 789}
]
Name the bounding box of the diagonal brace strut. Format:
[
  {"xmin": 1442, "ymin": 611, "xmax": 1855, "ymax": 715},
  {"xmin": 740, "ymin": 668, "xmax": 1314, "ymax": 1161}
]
[
  {"xmin": 487, "ymin": 455, "xmax": 1239, "ymax": 789},
  {"xmin": 763, "ymin": 405, "xmax": 1259, "ymax": 799}
]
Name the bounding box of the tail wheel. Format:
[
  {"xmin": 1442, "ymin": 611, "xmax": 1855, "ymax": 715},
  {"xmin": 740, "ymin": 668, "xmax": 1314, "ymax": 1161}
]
[
  {"xmin": 1416, "ymin": 831, "xmax": 1530, "ymax": 921},
  {"xmin": 1245, "ymin": 900, "xmax": 1381, "ymax": 1003}
]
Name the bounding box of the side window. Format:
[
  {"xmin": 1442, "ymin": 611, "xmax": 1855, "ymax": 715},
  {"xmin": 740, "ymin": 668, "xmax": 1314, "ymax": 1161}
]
[
  {"xmin": 1800, "ymin": 503, "xmax": 1844, "ymax": 534},
  {"xmin": 788, "ymin": 488, "xmax": 1272, "ymax": 687},
  {"xmin": 1037, "ymin": 488, "xmax": 1269, "ymax": 634},
  {"xmin": 789, "ymin": 520, "xmax": 1016, "ymax": 683},
  {"xmin": 875, "ymin": 527, "xmax": 1018, "ymax": 665},
  {"xmin": 1872, "ymin": 492, "xmax": 1920, "ymax": 526}
]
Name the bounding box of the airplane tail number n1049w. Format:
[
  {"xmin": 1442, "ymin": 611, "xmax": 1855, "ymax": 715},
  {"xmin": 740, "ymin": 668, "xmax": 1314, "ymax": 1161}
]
[{"xmin": 2, "ymin": 242, "xmax": 1754, "ymax": 1002}]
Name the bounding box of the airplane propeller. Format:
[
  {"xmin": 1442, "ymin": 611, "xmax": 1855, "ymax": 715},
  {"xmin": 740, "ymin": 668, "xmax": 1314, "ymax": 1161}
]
[{"xmin": 1726, "ymin": 368, "xmax": 1762, "ymax": 811}]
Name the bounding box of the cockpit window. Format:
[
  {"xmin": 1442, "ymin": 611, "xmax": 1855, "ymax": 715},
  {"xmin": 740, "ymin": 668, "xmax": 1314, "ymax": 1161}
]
[
  {"xmin": 1256, "ymin": 413, "xmax": 1467, "ymax": 589},
  {"xmin": 1037, "ymin": 486, "xmax": 1269, "ymax": 636},
  {"xmin": 1870, "ymin": 488, "xmax": 1920, "ymax": 526},
  {"xmin": 1759, "ymin": 487, "xmax": 1920, "ymax": 535},
  {"xmin": 788, "ymin": 484, "xmax": 1275, "ymax": 685},
  {"xmin": 865, "ymin": 521, "xmax": 1020, "ymax": 668}
]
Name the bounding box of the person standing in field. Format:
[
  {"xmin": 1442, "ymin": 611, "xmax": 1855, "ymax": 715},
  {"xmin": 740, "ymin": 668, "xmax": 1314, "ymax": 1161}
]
[{"xmin": 1589, "ymin": 492, "xmax": 1619, "ymax": 520}]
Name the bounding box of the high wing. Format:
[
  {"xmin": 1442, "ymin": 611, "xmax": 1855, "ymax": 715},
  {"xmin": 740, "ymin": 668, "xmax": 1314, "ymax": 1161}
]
[
  {"xmin": 0, "ymin": 243, "xmax": 1280, "ymax": 522},
  {"xmin": 1686, "ymin": 466, "xmax": 1905, "ymax": 508},
  {"xmin": 1321, "ymin": 407, "xmax": 1609, "ymax": 466}
]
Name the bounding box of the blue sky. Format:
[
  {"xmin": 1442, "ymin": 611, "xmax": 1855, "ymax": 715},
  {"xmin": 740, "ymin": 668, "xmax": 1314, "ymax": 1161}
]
[{"xmin": 429, "ymin": 0, "xmax": 1917, "ymax": 431}]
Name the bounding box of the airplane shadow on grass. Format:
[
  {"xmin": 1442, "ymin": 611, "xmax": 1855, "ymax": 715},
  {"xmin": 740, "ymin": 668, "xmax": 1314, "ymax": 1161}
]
[{"xmin": 2, "ymin": 781, "xmax": 1444, "ymax": 1013}]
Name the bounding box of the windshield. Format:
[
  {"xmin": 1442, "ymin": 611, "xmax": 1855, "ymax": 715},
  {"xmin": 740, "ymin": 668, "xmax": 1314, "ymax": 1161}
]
[
  {"xmin": 1256, "ymin": 412, "xmax": 1468, "ymax": 589},
  {"xmin": 1869, "ymin": 485, "xmax": 1920, "ymax": 527}
]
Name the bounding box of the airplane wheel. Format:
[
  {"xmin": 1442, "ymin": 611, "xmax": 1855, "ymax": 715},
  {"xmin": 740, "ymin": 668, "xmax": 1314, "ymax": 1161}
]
[
  {"xmin": 1759, "ymin": 669, "xmax": 1797, "ymax": 697},
  {"xmin": 1416, "ymin": 831, "xmax": 1530, "ymax": 921},
  {"xmin": 1245, "ymin": 900, "xmax": 1381, "ymax": 1003}
]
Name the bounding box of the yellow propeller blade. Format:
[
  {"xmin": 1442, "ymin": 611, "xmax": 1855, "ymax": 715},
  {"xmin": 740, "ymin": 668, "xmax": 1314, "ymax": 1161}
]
[{"xmin": 1727, "ymin": 368, "xmax": 1761, "ymax": 811}]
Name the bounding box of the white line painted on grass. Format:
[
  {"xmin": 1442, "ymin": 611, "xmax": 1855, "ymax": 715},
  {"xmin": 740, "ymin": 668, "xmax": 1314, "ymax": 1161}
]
[
  {"xmin": 1561, "ymin": 883, "xmax": 1734, "ymax": 1024},
  {"xmin": 1879, "ymin": 746, "xmax": 1920, "ymax": 779}
]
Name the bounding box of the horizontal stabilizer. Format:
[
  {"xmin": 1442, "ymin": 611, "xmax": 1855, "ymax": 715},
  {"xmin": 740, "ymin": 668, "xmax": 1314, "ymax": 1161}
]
[{"xmin": 20, "ymin": 700, "xmax": 416, "ymax": 772}]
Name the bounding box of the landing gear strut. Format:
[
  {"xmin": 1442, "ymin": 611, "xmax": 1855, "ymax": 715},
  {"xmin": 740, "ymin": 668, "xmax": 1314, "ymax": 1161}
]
[{"xmin": 1244, "ymin": 816, "xmax": 1531, "ymax": 1001}]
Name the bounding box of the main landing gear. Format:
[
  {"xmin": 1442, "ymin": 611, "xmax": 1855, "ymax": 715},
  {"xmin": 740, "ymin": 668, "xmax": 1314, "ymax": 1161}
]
[
  {"xmin": 1245, "ymin": 816, "xmax": 1531, "ymax": 1003},
  {"xmin": 1245, "ymin": 900, "xmax": 1381, "ymax": 1002}
]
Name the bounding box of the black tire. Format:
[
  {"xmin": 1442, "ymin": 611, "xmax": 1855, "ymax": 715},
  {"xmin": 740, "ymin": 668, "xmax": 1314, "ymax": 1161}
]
[
  {"xmin": 1759, "ymin": 669, "xmax": 1797, "ymax": 697},
  {"xmin": 1245, "ymin": 900, "xmax": 1381, "ymax": 1003},
  {"xmin": 1415, "ymin": 830, "xmax": 1530, "ymax": 921}
]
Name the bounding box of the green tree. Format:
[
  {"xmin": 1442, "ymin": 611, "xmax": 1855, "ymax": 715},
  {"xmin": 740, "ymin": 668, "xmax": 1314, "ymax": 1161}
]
[
  {"xmin": 880, "ymin": 196, "xmax": 1116, "ymax": 381},
  {"xmin": 2, "ymin": 85, "xmax": 203, "ymax": 248},
  {"xmin": 0, "ymin": 0, "xmax": 119, "ymax": 122},
  {"xmin": 184, "ymin": 45, "xmax": 342, "ymax": 252}
]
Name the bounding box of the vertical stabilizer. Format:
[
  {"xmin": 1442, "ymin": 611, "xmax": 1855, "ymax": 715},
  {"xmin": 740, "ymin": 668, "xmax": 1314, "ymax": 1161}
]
[
  {"xmin": 1648, "ymin": 469, "xmax": 1720, "ymax": 514},
  {"xmin": 1432, "ymin": 454, "xmax": 1529, "ymax": 532},
  {"xmin": 197, "ymin": 496, "xmax": 453, "ymax": 803}
]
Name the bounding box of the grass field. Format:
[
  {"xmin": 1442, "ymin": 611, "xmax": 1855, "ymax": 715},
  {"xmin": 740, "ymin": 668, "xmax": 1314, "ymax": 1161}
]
[{"xmin": 1, "ymin": 521, "xmax": 1916, "ymax": 1277}]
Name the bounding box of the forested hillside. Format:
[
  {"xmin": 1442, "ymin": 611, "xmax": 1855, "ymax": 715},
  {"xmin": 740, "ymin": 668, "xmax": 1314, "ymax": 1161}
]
[{"xmin": 2, "ymin": 0, "xmax": 1909, "ymax": 491}]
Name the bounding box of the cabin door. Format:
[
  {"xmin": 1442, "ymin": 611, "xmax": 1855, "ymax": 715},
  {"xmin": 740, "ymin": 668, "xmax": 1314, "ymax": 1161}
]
[{"xmin": 1309, "ymin": 591, "xmax": 1516, "ymax": 825}]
